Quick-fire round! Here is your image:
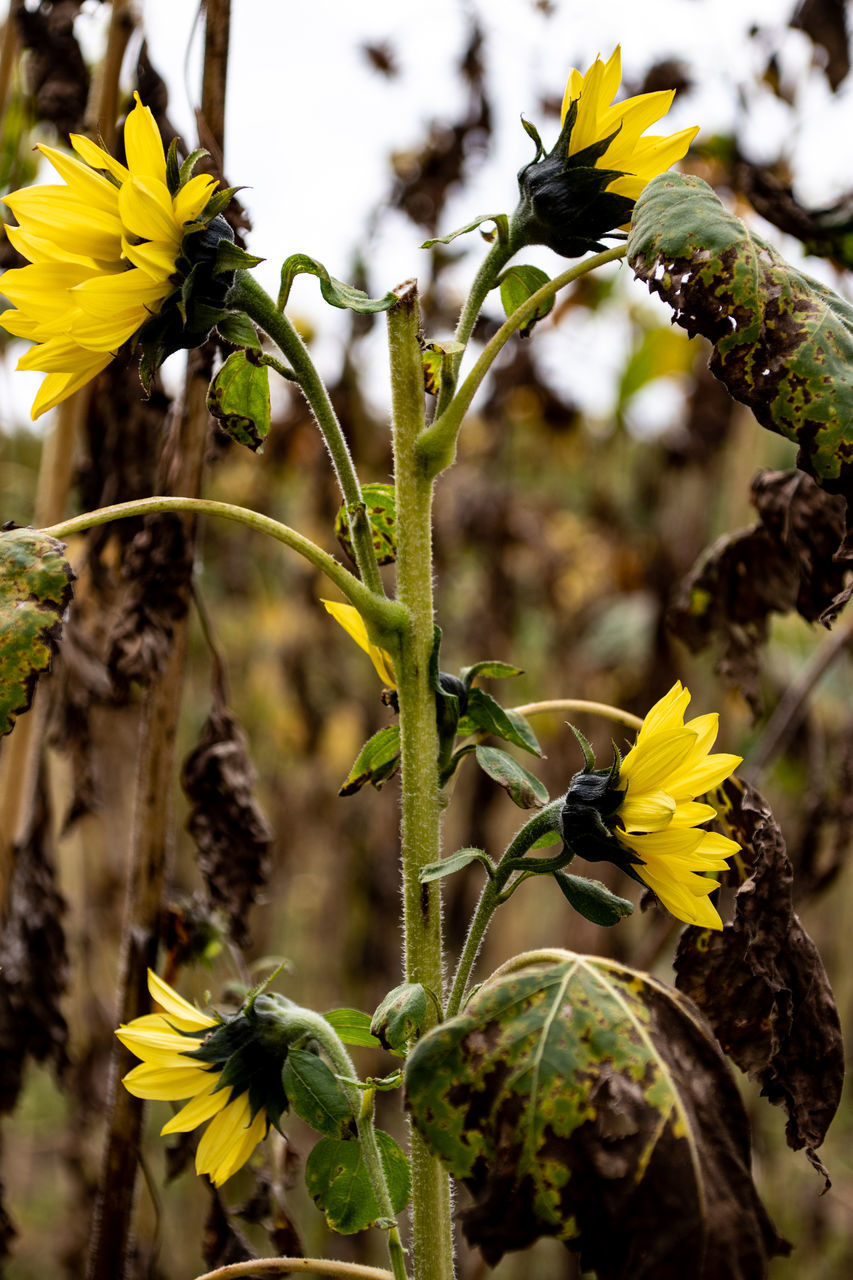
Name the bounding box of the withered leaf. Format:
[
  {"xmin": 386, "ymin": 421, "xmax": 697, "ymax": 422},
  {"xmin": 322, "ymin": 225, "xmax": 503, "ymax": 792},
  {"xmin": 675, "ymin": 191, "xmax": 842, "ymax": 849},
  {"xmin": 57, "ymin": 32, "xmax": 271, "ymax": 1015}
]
[
  {"xmin": 202, "ymin": 1186, "xmax": 257, "ymax": 1270},
  {"xmin": 675, "ymin": 779, "xmax": 843, "ymax": 1174},
  {"xmin": 791, "ymin": 0, "xmax": 850, "ymax": 91},
  {"xmin": 406, "ymin": 952, "xmax": 788, "ymax": 1276},
  {"xmin": 0, "ymin": 778, "xmax": 69, "ymax": 1114},
  {"xmin": 181, "ymin": 687, "xmax": 273, "ymax": 947},
  {"xmin": 668, "ymin": 469, "xmax": 852, "ymax": 713}
]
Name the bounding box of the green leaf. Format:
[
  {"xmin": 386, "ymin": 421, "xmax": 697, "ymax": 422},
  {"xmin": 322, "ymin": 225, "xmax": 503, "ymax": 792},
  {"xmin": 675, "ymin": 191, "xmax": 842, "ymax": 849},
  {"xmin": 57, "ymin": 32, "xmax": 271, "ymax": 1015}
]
[
  {"xmin": 474, "ymin": 745, "xmax": 548, "ymax": 808},
  {"xmin": 370, "ymin": 983, "xmax": 429, "ymax": 1054},
  {"xmin": 216, "ymin": 311, "xmax": 262, "ymax": 350},
  {"xmin": 335, "ymin": 483, "xmax": 397, "ymax": 567},
  {"xmin": 497, "ymin": 264, "xmax": 554, "ymax": 336},
  {"xmin": 628, "ymin": 172, "xmax": 853, "ymax": 494},
  {"xmin": 339, "ymin": 725, "xmax": 401, "ymax": 797},
  {"xmin": 0, "ymin": 528, "xmax": 75, "ymax": 735},
  {"xmin": 278, "ymin": 253, "xmax": 397, "ymax": 313},
  {"xmin": 553, "ymin": 870, "xmax": 634, "ymax": 926},
  {"xmin": 206, "ymin": 350, "xmax": 271, "ymax": 451},
  {"xmin": 323, "ymin": 1008, "xmax": 380, "ymax": 1049},
  {"xmin": 460, "ymin": 659, "xmax": 524, "ymax": 686},
  {"xmin": 418, "ymin": 847, "xmax": 494, "ymax": 884},
  {"xmin": 305, "ymin": 1130, "xmax": 411, "ymax": 1234},
  {"xmin": 457, "ymin": 688, "xmax": 541, "ymax": 756},
  {"xmin": 421, "ymin": 213, "xmax": 508, "ymax": 249},
  {"xmin": 282, "ymin": 1048, "xmax": 355, "ymax": 1138},
  {"xmin": 213, "ymin": 240, "xmax": 265, "ymax": 274},
  {"xmin": 405, "ymin": 951, "xmax": 789, "ymax": 1271}
]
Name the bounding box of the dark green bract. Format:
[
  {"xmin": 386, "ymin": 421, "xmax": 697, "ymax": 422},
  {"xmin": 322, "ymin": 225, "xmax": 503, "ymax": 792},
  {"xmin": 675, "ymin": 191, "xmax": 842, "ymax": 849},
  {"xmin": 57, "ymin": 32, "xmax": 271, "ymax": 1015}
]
[
  {"xmin": 0, "ymin": 528, "xmax": 74, "ymax": 735},
  {"xmin": 405, "ymin": 951, "xmax": 786, "ymax": 1274},
  {"xmin": 628, "ymin": 173, "xmax": 853, "ymax": 495}
]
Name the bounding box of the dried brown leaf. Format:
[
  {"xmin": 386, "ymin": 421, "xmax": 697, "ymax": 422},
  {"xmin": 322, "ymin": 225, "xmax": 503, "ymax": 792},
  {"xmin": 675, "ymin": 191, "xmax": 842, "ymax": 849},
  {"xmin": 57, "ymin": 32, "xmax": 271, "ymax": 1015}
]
[{"xmin": 675, "ymin": 779, "xmax": 843, "ymax": 1172}]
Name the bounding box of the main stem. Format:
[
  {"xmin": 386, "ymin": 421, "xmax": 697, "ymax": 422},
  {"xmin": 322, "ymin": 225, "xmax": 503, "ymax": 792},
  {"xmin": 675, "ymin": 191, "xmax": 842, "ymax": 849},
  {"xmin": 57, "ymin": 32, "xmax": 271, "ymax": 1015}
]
[{"xmin": 388, "ymin": 282, "xmax": 454, "ymax": 1280}]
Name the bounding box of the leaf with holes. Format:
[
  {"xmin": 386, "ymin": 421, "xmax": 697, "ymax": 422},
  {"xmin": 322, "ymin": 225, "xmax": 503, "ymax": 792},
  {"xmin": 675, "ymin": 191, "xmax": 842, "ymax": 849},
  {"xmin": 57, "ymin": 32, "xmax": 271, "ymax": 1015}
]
[
  {"xmin": 405, "ymin": 951, "xmax": 789, "ymax": 1275},
  {"xmin": 335, "ymin": 484, "xmax": 397, "ymax": 567},
  {"xmin": 339, "ymin": 725, "xmax": 401, "ymax": 797},
  {"xmin": 628, "ymin": 173, "xmax": 853, "ymax": 495},
  {"xmin": 0, "ymin": 528, "xmax": 74, "ymax": 735},
  {"xmin": 305, "ymin": 1130, "xmax": 410, "ymax": 1234},
  {"xmin": 206, "ymin": 350, "xmax": 271, "ymax": 452}
]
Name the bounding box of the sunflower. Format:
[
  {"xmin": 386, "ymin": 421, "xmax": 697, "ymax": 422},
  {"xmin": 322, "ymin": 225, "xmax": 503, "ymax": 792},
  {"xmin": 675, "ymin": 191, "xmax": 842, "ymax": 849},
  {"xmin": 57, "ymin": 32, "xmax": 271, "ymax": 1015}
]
[
  {"xmin": 116, "ymin": 970, "xmax": 277, "ymax": 1186},
  {"xmin": 512, "ymin": 47, "xmax": 698, "ymax": 257},
  {"xmin": 560, "ymin": 683, "xmax": 741, "ymax": 929},
  {"xmin": 321, "ymin": 598, "xmax": 397, "ymax": 688},
  {"xmin": 0, "ymin": 93, "xmax": 220, "ymax": 418}
]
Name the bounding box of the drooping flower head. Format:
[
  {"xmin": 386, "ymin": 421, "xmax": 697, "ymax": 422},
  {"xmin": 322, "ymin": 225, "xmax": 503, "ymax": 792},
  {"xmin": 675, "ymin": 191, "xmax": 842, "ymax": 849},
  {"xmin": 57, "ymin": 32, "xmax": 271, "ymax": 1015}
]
[
  {"xmin": 511, "ymin": 47, "xmax": 698, "ymax": 258},
  {"xmin": 117, "ymin": 969, "xmax": 292, "ymax": 1186},
  {"xmin": 0, "ymin": 93, "xmax": 234, "ymax": 418},
  {"xmin": 560, "ymin": 683, "xmax": 741, "ymax": 928}
]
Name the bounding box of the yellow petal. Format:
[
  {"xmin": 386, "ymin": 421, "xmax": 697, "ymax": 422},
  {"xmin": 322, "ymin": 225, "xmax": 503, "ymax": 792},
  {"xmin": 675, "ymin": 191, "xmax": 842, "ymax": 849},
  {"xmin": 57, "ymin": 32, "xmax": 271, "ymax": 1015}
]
[
  {"xmin": 121, "ymin": 236, "xmax": 179, "ymax": 280},
  {"xmin": 195, "ymin": 1091, "xmax": 266, "ymax": 1185},
  {"xmin": 30, "ymin": 360, "xmax": 111, "ymax": 419},
  {"xmin": 160, "ymin": 1081, "xmax": 230, "ymax": 1134},
  {"xmin": 618, "ymin": 727, "xmax": 696, "ymax": 793},
  {"xmin": 147, "ymin": 969, "xmax": 217, "ymax": 1032},
  {"xmin": 118, "ymin": 175, "xmax": 181, "ymax": 244},
  {"xmin": 123, "ymin": 92, "xmax": 168, "ymax": 185},
  {"xmin": 122, "ymin": 1062, "xmax": 215, "ymax": 1100},
  {"xmin": 321, "ymin": 599, "xmax": 397, "ymax": 688},
  {"xmin": 173, "ymin": 173, "xmax": 218, "ymax": 226},
  {"xmin": 619, "ymin": 787, "xmax": 676, "ymax": 833},
  {"xmin": 69, "ymin": 132, "xmax": 129, "ymax": 184},
  {"xmin": 37, "ymin": 143, "xmax": 121, "ymax": 215}
]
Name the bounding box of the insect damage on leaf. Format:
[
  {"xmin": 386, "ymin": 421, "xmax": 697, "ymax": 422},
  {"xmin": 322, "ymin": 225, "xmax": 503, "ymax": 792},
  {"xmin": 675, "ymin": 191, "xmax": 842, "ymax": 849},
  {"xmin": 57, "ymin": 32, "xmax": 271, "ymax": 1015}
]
[
  {"xmin": 628, "ymin": 173, "xmax": 853, "ymax": 498},
  {"xmin": 675, "ymin": 778, "xmax": 844, "ymax": 1184},
  {"xmin": 405, "ymin": 951, "xmax": 788, "ymax": 1276}
]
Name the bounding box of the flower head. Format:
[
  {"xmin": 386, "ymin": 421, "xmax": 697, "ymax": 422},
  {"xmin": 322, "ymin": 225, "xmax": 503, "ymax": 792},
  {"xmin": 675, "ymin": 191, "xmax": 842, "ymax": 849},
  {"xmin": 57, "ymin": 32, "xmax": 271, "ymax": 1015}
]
[
  {"xmin": 0, "ymin": 94, "xmax": 231, "ymax": 418},
  {"xmin": 322, "ymin": 598, "xmax": 397, "ymax": 688},
  {"xmin": 116, "ymin": 970, "xmax": 290, "ymax": 1185},
  {"xmin": 512, "ymin": 47, "xmax": 698, "ymax": 258},
  {"xmin": 560, "ymin": 683, "xmax": 741, "ymax": 928}
]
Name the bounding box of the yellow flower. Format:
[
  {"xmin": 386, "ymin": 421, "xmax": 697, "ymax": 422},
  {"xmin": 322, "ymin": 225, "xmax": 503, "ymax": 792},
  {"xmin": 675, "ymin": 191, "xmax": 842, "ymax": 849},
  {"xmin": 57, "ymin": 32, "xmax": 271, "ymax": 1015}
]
[
  {"xmin": 0, "ymin": 93, "xmax": 218, "ymax": 419},
  {"xmin": 614, "ymin": 682, "xmax": 741, "ymax": 928},
  {"xmin": 116, "ymin": 970, "xmax": 270, "ymax": 1186},
  {"xmin": 561, "ymin": 47, "xmax": 699, "ymax": 208},
  {"xmin": 321, "ymin": 598, "xmax": 397, "ymax": 688}
]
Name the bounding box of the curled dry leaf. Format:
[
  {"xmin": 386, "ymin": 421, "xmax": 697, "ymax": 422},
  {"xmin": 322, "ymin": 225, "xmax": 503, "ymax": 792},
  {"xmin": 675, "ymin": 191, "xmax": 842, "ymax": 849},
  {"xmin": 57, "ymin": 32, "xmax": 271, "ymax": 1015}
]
[
  {"xmin": 675, "ymin": 779, "xmax": 844, "ymax": 1180},
  {"xmin": 668, "ymin": 469, "xmax": 852, "ymax": 712},
  {"xmin": 405, "ymin": 951, "xmax": 788, "ymax": 1276},
  {"xmin": 181, "ymin": 687, "xmax": 273, "ymax": 947}
]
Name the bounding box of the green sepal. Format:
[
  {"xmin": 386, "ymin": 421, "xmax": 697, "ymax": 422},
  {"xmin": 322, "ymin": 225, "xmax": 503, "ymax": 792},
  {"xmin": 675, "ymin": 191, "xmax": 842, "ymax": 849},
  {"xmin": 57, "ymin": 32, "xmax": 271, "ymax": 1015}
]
[
  {"xmin": 202, "ymin": 185, "xmax": 241, "ymax": 221},
  {"xmin": 568, "ymin": 721, "xmax": 596, "ymax": 772},
  {"xmin": 457, "ymin": 688, "xmax": 541, "ymax": 756},
  {"xmin": 497, "ymin": 264, "xmax": 554, "ymax": 336},
  {"xmin": 216, "ymin": 310, "xmax": 262, "ymax": 350},
  {"xmin": 323, "ymin": 1009, "xmax": 381, "ymax": 1049},
  {"xmin": 421, "ymin": 212, "xmax": 509, "ymax": 249},
  {"xmin": 206, "ymin": 349, "xmax": 271, "ymax": 452},
  {"xmin": 214, "ymin": 240, "xmax": 265, "ymax": 274},
  {"xmin": 520, "ymin": 115, "xmax": 545, "ymax": 162},
  {"xmin": 339, "ymin": 725, "xmax": 401, "ymax": 797},
  {"xmin": 305, "ymin": 1130, "xmax": 411, "ymax": 1234},
  {"xmin": 460, "ymin": 659, "xmax": 524, "ymax": 687},
  {"xmin": 165, "ymin": 137, "xmax": 181, "ymax": 195},
  {"xmin": 335, "ymin": 483, "xmax": 397, "ymax": 567},
  {"xmin": 475, "ymin": 744, "xmax": 549, "ymax": 809},
  {"xmin": 278, "ymin": 253, "xmax": 397, "ymax": 314},
  {"xmin": 0, "ymin": 528, "xmax": 75, "ymax": 735},
  {"xmin": 179, "ymin": 147, "xmax": 209, "ymax": 187},
  {"xmin": 419, "ymin": 847, "xmax": 495, "ymax": 884},
  {"xmin": 371, "ymin": 983, "xmax": 430, "ymax": 1055},
  {"xmin": 282, "ymin": 1047, "xmax": 356, "ymax": 1139},
  {"xmin": 553, "ymin": 870, "xmax": 634, "ymax": 926}
]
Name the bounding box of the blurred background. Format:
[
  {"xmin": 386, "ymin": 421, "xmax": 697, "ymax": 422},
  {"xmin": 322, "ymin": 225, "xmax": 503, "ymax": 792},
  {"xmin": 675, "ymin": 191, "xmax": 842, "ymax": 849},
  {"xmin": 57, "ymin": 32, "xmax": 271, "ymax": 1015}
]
[{"xmin": 0, "ymin": 0, "xmax": 851, "ymax": 1277}]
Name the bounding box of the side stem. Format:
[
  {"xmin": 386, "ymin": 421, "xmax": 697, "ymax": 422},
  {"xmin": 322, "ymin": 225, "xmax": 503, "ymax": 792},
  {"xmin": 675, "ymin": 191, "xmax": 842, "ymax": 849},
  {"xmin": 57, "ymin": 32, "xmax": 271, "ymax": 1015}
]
[{"xmin": 387, "ymin": 281, "xmax": 454, "ymax": 1280}]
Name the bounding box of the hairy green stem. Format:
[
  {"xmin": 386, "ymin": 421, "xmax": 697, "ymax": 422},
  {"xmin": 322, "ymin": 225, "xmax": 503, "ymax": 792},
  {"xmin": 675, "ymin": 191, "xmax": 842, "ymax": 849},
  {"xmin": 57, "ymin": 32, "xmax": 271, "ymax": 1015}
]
[
  {"xmin": 511, "ymin": 698, "xmax": 642, "ymax": 732},
  {"xmin": 445, "ymin": 800, "xmax": 564, "ymax": 1019},
  {"xmin": 387, "ymin": 281, "xmax": 454, "ymax": 1280},
  {"xmin": 283, "ymin": 1010, "xmax": 409, "ymax": 1280},
  {"xmin": 193, "ymin": 1260, "xmax": 394, "ymax": 1280},
  {"xmin": 419, "ymin": 244, "xmax": 627, "ymax": 477},
  {"xmin": 434, "ymin": 233, "xmax": 513, "ymax": 417},
  {"xmin": 42, "ymin": 496, "xmax": 404, "ymax": 649},
  {"xmin": 229, "ymin": 270, "xmax": 385, "ymax": 596}
]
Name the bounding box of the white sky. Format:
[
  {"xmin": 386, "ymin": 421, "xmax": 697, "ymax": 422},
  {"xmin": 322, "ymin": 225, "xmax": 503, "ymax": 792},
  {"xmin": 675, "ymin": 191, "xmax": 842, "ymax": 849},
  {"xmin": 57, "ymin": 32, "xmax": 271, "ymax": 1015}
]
[{"xmin": 5, "ymin": 0, "xmax": 851, "ymax": 428}]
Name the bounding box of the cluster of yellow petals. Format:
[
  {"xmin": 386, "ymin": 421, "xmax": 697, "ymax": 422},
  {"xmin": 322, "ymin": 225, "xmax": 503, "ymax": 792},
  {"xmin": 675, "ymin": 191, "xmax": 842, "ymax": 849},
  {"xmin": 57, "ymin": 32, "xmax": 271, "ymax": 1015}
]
[
  {"xmin": 116, "ymin": 970, "xmax": 267, "ymax": 1187},
  {"xmin": 616, "ymin": 682, "xmax": 741, "ymax": 929},
  {"xmin": 561, "ymin": 46, "xmax": 698, "ymax": 205},
  {"xmin": 0, "ymin": 93, "xmax": 216, "ymax": 419}
]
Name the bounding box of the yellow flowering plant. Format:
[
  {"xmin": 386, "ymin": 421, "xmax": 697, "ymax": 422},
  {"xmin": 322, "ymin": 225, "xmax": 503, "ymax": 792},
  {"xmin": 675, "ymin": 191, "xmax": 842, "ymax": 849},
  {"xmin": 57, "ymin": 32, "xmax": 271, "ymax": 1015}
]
[{"xmin": 1, "ymin": 26, "xmax": 842, "ymax": 1280}]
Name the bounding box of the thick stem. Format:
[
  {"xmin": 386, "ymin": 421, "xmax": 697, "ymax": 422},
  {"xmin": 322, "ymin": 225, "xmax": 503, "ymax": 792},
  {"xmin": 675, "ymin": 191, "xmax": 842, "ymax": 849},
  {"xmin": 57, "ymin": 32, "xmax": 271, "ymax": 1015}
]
[
  {"xmin": 193, "ymin": 1262, "xmax": 393, "ymax": 1280},
  {"xmin": 388, "ymin": 282, "xmax": 454, "ymax": 1280},
  {"xmin": 419, "ymin": 244, "xmax": 627, "ymax": 477},
  {"xmin": 229, "ymin": 271, "xmax": 384, "ymax": 596},
  {"xmin": 42, "ymin": 496, "xmax": 404, "ymax": 650}
]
